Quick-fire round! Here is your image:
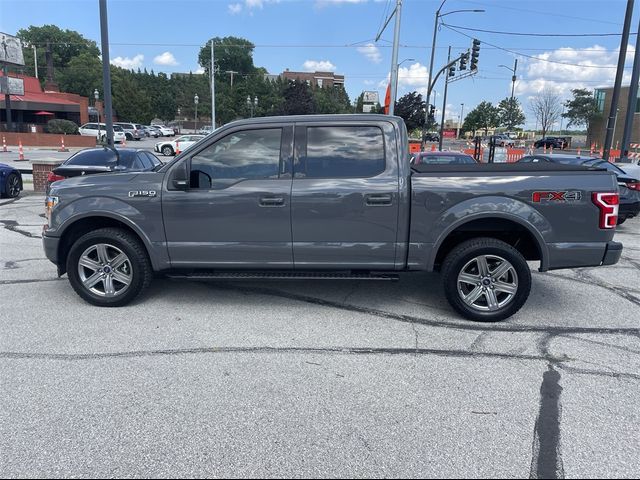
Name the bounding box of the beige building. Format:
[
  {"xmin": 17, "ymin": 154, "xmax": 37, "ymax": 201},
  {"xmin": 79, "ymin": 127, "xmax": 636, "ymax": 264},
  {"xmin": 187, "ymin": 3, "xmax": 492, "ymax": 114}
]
[{"xmin": 591, "ymin": 85, "xmax": 640, "ymax": 147}]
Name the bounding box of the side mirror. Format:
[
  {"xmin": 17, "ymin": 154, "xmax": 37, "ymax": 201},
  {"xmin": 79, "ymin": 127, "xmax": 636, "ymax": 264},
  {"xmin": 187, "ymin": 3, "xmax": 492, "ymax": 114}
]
[{"xmin": 171, "ymin": 161, "xmax": 189, "ymax": 190}]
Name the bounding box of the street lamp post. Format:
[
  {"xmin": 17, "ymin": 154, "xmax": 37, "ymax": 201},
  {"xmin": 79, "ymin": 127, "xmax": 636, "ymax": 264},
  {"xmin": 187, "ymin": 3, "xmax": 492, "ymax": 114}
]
[
  {"xmin": 246, "ymin": 95, "xmax": 258, "ymax": 118},
  {"xmin": 422, "ymin": 1, "xmax": 484, "ymax": 148},
  {"xmin": 94, "ymin": 89, "xmax": 100, "ymax": 142},
  {"xmin": 498, "ymin": 59, "xmax": 518, "ymax": 102},
  {"xmin": 194, "ymin": 93, "xmax": 199, "ymax": 132},
  {"xmin": 457, "ymin": 103, "xmax": 464, "ymax": 139}
]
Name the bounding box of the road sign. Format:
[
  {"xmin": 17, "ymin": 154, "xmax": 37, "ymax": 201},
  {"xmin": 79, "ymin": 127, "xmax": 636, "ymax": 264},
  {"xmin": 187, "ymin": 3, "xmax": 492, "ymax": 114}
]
[
  {"xmin": 0, "ymin": 33, "xmax": 25, "ymax": 66},
  {"xmin": 0, "ymin": 76, "xmax": 24, "ymax": 95},
  {"xmin": 362, "ymin": 91, "xmax": 379, "ymax": 104}
]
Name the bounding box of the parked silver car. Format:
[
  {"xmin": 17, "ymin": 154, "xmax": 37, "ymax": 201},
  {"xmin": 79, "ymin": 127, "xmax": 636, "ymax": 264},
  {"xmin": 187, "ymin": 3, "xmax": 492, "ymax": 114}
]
[{"xmin": 114, "ymin": 122, "xmax": 143, "ymax": 141}]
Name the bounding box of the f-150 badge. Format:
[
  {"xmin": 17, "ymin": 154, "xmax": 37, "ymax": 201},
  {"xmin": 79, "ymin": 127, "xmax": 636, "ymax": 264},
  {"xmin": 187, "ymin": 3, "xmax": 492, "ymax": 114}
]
[{"xmin": 128, "ymin": 190, "xmax": 157, "ymax": 197}]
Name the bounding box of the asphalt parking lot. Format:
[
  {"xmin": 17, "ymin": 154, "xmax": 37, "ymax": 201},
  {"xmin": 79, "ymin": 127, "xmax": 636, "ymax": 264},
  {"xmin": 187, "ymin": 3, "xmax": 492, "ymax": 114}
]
[{"xmin": 1, "ymin": 194, "xmax": 639, "ymax": 478}]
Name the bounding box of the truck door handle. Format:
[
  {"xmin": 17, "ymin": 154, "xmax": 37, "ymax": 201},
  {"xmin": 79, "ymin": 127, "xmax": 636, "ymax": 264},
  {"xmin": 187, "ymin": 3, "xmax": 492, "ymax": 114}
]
[
  {"xmin": 365, "ymin": 193, "xmax": 393, "ymax": 206},
  {"xmin": 259, "ymin": 196, "xmax": 285, "ymax": 207}
]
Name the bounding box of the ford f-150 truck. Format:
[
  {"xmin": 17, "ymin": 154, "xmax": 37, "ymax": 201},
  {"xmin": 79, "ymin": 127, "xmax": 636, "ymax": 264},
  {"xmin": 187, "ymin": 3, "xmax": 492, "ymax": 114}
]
[{"xmin": 43, "ymin": 115, "xmax": 623, "ymax": 321}]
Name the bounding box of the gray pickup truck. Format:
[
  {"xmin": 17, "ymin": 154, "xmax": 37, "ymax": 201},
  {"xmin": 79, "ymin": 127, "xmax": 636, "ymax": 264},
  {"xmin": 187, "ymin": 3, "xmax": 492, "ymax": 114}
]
[{"xmin": 43, "ymin": 115, "xmax": 623, "ymax": 321}]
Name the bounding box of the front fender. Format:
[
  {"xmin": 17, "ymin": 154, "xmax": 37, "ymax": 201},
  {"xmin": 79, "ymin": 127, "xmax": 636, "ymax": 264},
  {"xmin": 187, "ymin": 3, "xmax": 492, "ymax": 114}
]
[
  {"xmin": 425, "ymin": 196, "xmax": 551, "ymax": 271},
  {"xmin": 49, "ymin": 196, "xmax": 168, "ymax": 271}
]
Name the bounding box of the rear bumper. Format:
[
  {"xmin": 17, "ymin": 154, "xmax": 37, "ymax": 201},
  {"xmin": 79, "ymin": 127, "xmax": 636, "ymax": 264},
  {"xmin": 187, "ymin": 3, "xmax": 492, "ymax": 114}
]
[{"xmin": 545, "ymin": 240, "xmax": 622, "ymax": 271}]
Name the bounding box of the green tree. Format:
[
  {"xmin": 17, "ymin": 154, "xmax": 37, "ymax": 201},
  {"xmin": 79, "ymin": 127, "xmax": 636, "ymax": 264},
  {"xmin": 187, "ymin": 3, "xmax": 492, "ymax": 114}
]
[
  {"xmin": 562, "ymin": 88, "xmax": 601, "ymax": 143},
  {"xmin": 314, "ymin": 85, "xmax": 352, "ymax": 114},
  {"xmin": 464, "ymin": 101, "xmax": 499, "ymax": 135},
  {"xmin": 17, "ymin": 25, "xmax": 100, "ymax": 79},
  {"xmin": 394, "ymin": 91, "xmax": 426, "ymax": 131},
  {"xmin": 198, "ymin": 36, "xmax": 256, "ymax": 77},
  {"xmin": 282, "ymin": 80, "xmax": 315, "ymax": 115},
  {"xmin": 497, "ymin": 97, "xmax": 525, "ymax": 130},
  {"xmin": 57, "ymin": 53, "xmax": 102, "ymax": 97}
]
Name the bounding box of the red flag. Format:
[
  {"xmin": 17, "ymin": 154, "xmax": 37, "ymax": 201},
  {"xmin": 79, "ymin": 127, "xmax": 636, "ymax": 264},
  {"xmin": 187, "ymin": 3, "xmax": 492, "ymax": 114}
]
[{"xmin": 384, "ymin": 83, "xmax": 391, "ymax": 114}]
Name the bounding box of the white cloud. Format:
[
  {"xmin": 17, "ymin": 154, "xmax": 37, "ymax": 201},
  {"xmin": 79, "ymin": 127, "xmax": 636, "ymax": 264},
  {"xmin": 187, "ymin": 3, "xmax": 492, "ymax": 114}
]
[
  {"xmin": 153, "ymin": 51, "xmax": 179, "ymax": 66},
  {"xmin": 195, "ymin": 67, "xmax": 205, "ymax": 74},
  {"xmin": 303, "ymin": 59, "xmax": 337, "ymax": 71},
  {"xmin": 316, "ymin": 0, "xmax": 369, "ymax": 6},
  {"xmin": 228, "ymin": 3, "xmax": 242, "ymax": 14},
  {"xmin": 515, "ymin": 44, "xmax": 635, "ymax": 99},
  {"xmin": 111, "ymin": 54, "xmax": 144, "ymax": 69},
  {"xmin": 363, "ymin": 79, "xmax": 375, "ymax": 85},
  {"xmin": 357, "ymin": 43, "xmax": 382, "ymax": 64}
]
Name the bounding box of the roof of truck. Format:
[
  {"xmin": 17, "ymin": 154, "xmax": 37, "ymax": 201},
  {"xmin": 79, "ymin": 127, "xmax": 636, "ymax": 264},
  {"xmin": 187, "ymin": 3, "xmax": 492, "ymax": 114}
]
[{"xmin": 224, "ymin": 114, "xmax": 405, "ymax": 128}]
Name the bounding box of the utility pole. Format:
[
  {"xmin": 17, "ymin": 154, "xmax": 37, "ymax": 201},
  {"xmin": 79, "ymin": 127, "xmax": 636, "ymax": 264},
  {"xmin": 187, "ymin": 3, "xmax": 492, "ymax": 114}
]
[
  {"xmin": 99, "ymin": 0, "xmax": 114, "ymax": 146},
  {"xmin": 621, "ymin": 14, "xmax": 640, "ymax": 158},
  {"xmin": 211, "ymin": 39, "xmax": 216, "ymax": 129},
  {"xmin": 389, "ymin": 0, "xmax": 402, "ymax": 116},
  {"xmin": 438, "ymin": 46, "xmax": 451, "ymax": 151},
  {"xmin": 32, "ymin": 45, "xmax": 38, "ymax": 79},
  {"xmin": 225, "ymin": 70, "xmax": 238, "ymax": 88},
  {"xmin": 510, "ymin": 58, "xmax": 517, "ymax": 101},
  {"xmin": 375, "ymin": 0, "xmax": 403, "ymax": 116},
  {"xmin": 603, "ymin": 0, "xmax": 634, "ymax": 160}
]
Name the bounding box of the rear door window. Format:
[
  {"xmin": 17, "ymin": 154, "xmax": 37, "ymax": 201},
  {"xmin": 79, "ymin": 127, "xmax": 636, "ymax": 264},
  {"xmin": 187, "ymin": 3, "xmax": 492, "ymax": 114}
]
[{"xmin": 301, "ymin": 126, "xmax": 385, "ymax": 178}]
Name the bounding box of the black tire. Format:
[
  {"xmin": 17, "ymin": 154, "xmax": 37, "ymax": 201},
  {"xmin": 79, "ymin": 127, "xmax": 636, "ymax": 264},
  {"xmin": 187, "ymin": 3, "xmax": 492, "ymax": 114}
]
[
  {"xmin": 66, "ymin": 228, "xmax": 153, "ymax": 307},
  {"xmin": 125, "ymin": 133, "xmax": 133, "ymax": 141},
  {"xmin": 441, "ymin": 237, "xmax": 531, "ymax": 322},
  {"xmin": 617, "ymin": 217, "xmax": 626, "ymax": 225},
  {"xmin": 2, "ymin": 172, "xmax": 21, "ymax": 198},
  {"xmin": 161, "ymin": 145, "xmax": 174, "ymax": 156}
]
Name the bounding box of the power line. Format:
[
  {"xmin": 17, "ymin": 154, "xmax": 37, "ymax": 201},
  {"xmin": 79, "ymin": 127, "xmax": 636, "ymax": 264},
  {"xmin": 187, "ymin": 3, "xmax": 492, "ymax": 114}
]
[
  {"xmin": 443, "ymin": 24, "xmax": 631, "ymax": 70},
  {"xmin": 442, "ymin": 23, "xmax": 637, "ymax": 38}
]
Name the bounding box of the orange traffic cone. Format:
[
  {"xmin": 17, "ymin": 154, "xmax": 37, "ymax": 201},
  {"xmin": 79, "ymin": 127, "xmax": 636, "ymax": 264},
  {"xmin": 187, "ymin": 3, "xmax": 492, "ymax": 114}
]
[
  {"xmin": 550, "ymin": 145, "xmax": 554, "ymax": 155},
  {"xmin": 175, "ymin": 140, "xmax": 180, "ymax": 155},
  {"xmin": 431, "ymin": 143, "xmax": 436, "ymax": 151},
  {"xmin": 577, "ymin": 147, "xmax": 581, "ymax": 156},
  {"xmin": 590, "ymin": 143, "xmax": 595, "ymax": 154},
  {"xmin": 18, "ymin": 140, "xmax": 25, "ymax": 161},
  {"xmin": 543, "ymin": 145, "xmax": 547, "ymax": 154},
  {"xmin": 58, "ymin": 136, "xmax": 69, "ymax": 152},
  {"xmin": 2, "ymin": 135, "xmax": 7, "ymax": 153}
]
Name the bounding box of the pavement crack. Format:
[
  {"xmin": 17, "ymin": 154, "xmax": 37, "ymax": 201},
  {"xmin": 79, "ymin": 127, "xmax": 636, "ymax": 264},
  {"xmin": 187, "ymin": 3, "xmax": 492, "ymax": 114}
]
[
  {"xmin": 0, "ymin": 345, "xmax": 549, "ymax": 362},
  {"xmin": 0, "ymin": 278, "xmax": 63, "ymax": 285},
  {"xmin": 529, "ymin": 363, "xmax": 564, "ymax": 479}
]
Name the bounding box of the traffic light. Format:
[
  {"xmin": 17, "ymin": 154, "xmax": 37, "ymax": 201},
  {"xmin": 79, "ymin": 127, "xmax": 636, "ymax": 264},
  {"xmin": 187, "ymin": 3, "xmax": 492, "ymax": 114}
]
[
  {"xmin": 428, "ymin": 104, "xmax": 436, "ymax": 124},
  {"xmin": 448, "ymin": 64, "xmax": 456, "ymax": 77},
  {"xmin": 459, "ymin": 52, "xmax": 468, "ymax": 70},
  {"xmin": 471, "ymin": 39, "xmax": 481, "ymax": 70}
]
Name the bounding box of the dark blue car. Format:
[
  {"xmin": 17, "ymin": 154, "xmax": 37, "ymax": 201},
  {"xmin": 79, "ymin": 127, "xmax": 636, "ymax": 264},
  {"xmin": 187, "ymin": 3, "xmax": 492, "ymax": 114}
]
[{"xmin": 0, "ymin": 163, "xmax": 23, "ymax": 198}]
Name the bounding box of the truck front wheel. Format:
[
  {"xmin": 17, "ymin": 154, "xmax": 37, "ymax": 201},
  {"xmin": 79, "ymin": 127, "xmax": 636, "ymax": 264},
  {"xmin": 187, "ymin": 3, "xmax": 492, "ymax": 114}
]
[
  {"xmin": 66, "ymin": 228, "xmax": 153, "ymax": 307},
  {"xmin": 441, "ymin": 238, "xmax": 531, "ymax": 322}
]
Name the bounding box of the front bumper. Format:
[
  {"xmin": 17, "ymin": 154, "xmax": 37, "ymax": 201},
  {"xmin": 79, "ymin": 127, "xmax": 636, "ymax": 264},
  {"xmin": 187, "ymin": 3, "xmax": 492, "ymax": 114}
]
[{"xmin": 42, "ymin": 233, "xmax": 60, "ymax": 265}]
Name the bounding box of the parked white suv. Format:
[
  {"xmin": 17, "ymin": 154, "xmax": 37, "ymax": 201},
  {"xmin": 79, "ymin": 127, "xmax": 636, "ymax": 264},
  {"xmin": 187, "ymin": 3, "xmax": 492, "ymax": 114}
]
[
  {"xmin": 78, "ymin": 123, "xmax": 126, "ymax": 143},
  {"xmin": 151, "ymin": 124, "xmax": 175, "ymax": 137},
  {"xmin": 154, "ymin": 134, "xmax": 205, "ymax": 156}
]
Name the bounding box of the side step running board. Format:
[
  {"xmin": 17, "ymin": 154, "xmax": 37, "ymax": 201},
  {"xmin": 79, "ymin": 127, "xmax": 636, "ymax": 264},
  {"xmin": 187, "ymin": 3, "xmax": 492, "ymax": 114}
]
[{"xmin": 166, "ymin": 271, "xmax": 399, "ymax": 281}]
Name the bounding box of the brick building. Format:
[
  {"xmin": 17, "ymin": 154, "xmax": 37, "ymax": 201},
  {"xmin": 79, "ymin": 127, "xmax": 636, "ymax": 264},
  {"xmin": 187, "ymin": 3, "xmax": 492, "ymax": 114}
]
[
  {"xmin": 0, "ymin": 72, "xmax": 91, "ymax": 132},
  {"xmin": 280, "ymin": 69, "xmax": 345, "ymax": 88}
]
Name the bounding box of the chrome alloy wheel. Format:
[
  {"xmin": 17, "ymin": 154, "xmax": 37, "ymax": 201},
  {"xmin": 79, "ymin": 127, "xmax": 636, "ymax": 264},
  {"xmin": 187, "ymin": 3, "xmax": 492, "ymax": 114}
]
[
  {"xmin": 457, "ymin": 254, "xmax": 518, "ymax": 312},
  {"xmin": 77, "ymin": 243, "xmax": 132, "ymax": 297}
]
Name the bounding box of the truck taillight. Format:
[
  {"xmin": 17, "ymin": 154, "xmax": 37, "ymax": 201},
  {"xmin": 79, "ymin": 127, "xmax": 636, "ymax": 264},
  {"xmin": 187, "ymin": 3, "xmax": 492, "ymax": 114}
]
[
  {"xmin": 627, "ymin": 182, "xmax": 640, "ymax": 191},
  {"xmin": 47, "ymin": 172, "xmax": 65, "ymax": 183},
  {"xmin": 592, "ymin": 192, "xmax": 619, "ymax": 229}
]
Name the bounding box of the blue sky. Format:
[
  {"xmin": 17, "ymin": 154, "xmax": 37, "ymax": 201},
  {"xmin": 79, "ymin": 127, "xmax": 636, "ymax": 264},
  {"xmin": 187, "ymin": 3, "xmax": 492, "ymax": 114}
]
[{"xmin": 1, "ymin": 0, "xmax": 639, "ymax": 128}]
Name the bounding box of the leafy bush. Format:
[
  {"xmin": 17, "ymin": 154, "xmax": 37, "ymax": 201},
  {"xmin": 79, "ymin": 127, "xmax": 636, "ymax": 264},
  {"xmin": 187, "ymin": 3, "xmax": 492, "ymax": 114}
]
[{"xmin": 47, "ymin": 119, "xmax": 79, "ymax": 134}]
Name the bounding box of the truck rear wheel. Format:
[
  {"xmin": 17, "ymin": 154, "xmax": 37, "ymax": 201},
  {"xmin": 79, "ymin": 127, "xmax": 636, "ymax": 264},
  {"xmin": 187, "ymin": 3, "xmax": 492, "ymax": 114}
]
[
  {"xmin": 66, "ymin": 228, "xmax": 153, "ymax": 307},
  {"xmin": 441, "ymin": 237, "xmax": 531, "ymax": 322}
]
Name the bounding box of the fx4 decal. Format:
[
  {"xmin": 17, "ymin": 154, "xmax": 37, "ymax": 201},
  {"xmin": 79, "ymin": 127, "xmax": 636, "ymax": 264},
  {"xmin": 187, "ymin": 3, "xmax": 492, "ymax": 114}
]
[{"xmin": 532, "ymin": 191, "xmax": 582, "ymax": 202}]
